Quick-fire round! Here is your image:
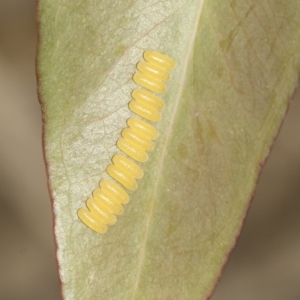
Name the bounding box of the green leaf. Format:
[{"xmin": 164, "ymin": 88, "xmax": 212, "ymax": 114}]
[{"xmin": 37, "ymin": 0, "xmax": 300, "ymax": 299}]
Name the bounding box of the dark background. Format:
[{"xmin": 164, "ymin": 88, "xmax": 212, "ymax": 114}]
[{"xmin": 0, "ymin": 1, "xmax": 299, "ymax": 299}]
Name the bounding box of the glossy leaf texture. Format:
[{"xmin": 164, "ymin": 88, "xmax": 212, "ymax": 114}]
[{"xmin": 37, "ymin": 0, "xmax": 300, "ymax": 299}]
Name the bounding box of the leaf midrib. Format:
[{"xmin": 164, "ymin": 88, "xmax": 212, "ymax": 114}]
[{"xmin": 130, "ymin": 1, "xmax": 205, "ymax": 298}]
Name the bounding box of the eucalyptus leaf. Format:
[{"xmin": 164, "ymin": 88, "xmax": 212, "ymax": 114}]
[{"xmin": 37, "ymin": 0, "xmax": 300, "ymax": 299}]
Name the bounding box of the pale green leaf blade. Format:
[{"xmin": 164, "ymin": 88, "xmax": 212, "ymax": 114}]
[{"xmin": 37, "ymin": 0, "xmax": 300, "ymax": 299}]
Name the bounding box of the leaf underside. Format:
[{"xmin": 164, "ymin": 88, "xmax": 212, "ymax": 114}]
[{"xmin": 37, "ymin": 0, "xmax": 300, "ymax": 299}]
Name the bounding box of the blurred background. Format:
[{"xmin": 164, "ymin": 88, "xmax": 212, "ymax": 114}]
[{"xmin": 0, "ymin": 1, "xmax": 299, "ymax": 299}]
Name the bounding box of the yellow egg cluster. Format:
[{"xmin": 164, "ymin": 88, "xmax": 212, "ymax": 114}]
[{"xmin": 78, "ymin": 50, "xmax": 176, "ymax": 233}]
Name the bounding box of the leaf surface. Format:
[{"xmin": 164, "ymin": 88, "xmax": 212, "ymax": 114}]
[{"xmin": 37, "ymin": 0, "xmax": 300, "ymax": 299}]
